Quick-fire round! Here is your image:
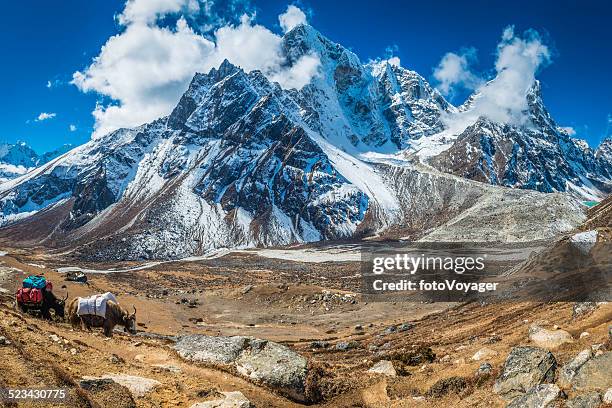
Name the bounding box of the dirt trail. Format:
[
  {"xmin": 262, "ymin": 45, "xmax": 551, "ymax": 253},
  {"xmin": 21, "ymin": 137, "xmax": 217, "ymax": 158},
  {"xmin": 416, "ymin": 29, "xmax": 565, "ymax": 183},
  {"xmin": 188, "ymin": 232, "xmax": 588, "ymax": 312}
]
[{"xmin": 0, "ymin": 251, "xmax": 610, "ymax": 407}]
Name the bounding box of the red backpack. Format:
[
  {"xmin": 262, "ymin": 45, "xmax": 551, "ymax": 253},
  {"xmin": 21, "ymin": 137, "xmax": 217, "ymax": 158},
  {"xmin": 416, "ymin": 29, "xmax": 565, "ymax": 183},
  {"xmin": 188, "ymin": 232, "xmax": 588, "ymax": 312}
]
[{"xmin": 16, "ymin": 287, "xmax": 43, "ymax": 305}]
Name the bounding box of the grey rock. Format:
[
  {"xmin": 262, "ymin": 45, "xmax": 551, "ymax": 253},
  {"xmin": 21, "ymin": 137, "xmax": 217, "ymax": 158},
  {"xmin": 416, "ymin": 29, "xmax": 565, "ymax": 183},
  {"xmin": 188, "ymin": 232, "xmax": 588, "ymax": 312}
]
[
  {"xmin": 571, "ymin": 352, "xmax": 612, "ymax": 392},
  {"xmin": 507, "ymin": 384, "xmax": 561, "ymax": 408},
  {"xmin": 565, "ymin": 391, "xmax": 602, "ymax": 408},
  {"xmin": 367, "ymin": 360, "xmax": 396, "ymax": 377},
  {"xmin": 384, "ymin": 325, "xmax": 397, "ymax": 335},
  {"xmin": 235, "ymin": 340, "xmax": 308, "ymax": 402},
  {"xmin": 174, "ymin": 335, "xmax": 250, "ymax": 365},
  {"xmin": 528, "ymin": 324, "xmax": 574, "ymax": 349},
  {"xmin": 81, "ymin": 374, "xmax": 160, "ymax": 398},
  {"xmin": 572, "ymin": 302, "xmax": 598, "ymax": 318},
  {"xmin": 335, "ymin": 341, "xmax": 359, "ymax": 351},
  {"xmin": 398, "ymin": 323, "xmax": 414, "ymax": 332},
  {"xmin": 80, "ymin": 378, "xmax": 116, "ymax": 390},
  {"xmin": 174, "ymin": 335, "xmax": 308, "ymax": 402},
  {"xmin": 493, "ymin": 346, "xmax": 557, "ymax": 400},
  {"xmin": 476, "ymin": 363, "xmax": 493, "ymax": 376},
  {"xmin": 559, "ymin": 349, "xmax": 593, "ymax": 387},
  {"xmin": 190, "ymin": 391, "xmax": 252, "ymax": 408},
  {"xmin": 309, "ymin": 340, "xmax": 329, "ymax": 349},
  {"xmin": 603, "ymin": 388, "xmax": 612, "ymax": 403}
]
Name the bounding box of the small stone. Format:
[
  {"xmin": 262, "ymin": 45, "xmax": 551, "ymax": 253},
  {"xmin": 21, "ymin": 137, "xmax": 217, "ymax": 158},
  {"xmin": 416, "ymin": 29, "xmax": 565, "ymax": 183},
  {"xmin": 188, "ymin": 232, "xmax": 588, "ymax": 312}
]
[
  {"xmin": 335, "ymin": 341, "xmax": 358, "ymax": 351},
  {"xmin": 476, "ymin": 363, "xmax": 492, "ymax": 376},
  {"xmin": 603, "ymin": 388, "xmax": 612, "ymax": 403},
  {"xmin": 398, "ymin": 323, "xmax": 414, "ymax": 332},
  {"xmin": 580, "ymin": 332, "xmax": 590, "ymax": 339},
  {"xmin": 70, "ymin": 348, "xmax": 78, "ymax": 355},
  {"xmin": 152, "ymin": 364, "xmax": 181, "ymax": 374},
  {"xmin": 440, "ymin": 354, "xmax": 451, "ymax": 363},
  {"xmin": 0, "ymin": 336, "xmax": 10, "ymax": 346},
  {"xmin": 354, "ymin": 325, "xmax": 364, "ymax": 332},
  {"xmin": 367, "ymin": 360, "xmax": 396, "ymax": 377},
  {"xmin": 472, "ymin": 347, "xmax": 498, "ymax": 361},
  {"xmin": 49, "ymin": 334, "xmax": 61, "ymax": 342},
  {"xmin": 309, "ymin": 340, "xmax": 329, "ymax": 349},
  {"xmin": 528, "ymin": 324, "xmax": 573, "ymax": 349},
  {"xmin": 384, "ymin": 325, "xmax": 397, "ymax": 335},
  {"xmin": 190, "ymin": 391, "xmax": 252, "ymax": 408},
  {"xmin": 110, "ymin": 354, "xmax": 125, "ymax": 364},
  {"xmin": 572, "ymin": 302, "xmax": 598, "ymax": 318}
]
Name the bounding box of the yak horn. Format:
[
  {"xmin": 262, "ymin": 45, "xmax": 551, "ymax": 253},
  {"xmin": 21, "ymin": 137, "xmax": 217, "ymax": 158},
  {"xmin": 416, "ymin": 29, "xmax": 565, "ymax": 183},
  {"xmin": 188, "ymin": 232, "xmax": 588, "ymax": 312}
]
[
  {"xmin": 132, "ymin": 306, "xmax": 137, "ymax": 315},
  {"xmin": 63, "ymin": 293, "xmax": 69, "ymax": 302}
]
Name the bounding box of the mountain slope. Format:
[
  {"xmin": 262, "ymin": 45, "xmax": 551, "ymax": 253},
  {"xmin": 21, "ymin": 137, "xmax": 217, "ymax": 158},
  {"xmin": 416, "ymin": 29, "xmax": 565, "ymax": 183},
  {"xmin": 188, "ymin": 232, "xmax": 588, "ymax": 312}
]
[
  {"xmin": 0, "ymin": 25, "xmax": 595, "ymax": 259},
  {"xmin": 426, "ymin": 82, "xmax": 612, "ymax": 199}
]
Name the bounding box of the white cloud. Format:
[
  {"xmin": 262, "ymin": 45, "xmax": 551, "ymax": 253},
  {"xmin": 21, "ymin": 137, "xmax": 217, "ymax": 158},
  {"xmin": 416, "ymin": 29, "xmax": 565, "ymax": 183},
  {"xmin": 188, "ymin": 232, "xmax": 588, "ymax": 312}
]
[
  {"xmin": 279, "ymin": 5, "xmax": 306, "ymax": 33},
  {"xmin": 387, "ymin": 56, "xmax": 400, "ymax": 67},
  {"xmin": 69, "ymin": 124, "xmax": 77, "ymax": 132},
  {"xmin": 46, "ymin": 80, "xmax": 52, "ymax": 88},
  {"xmin": 443, "ymin": 26, "xmax": 551, "ymax": 132},
  {"xmin": 35, "ymin": 112, "xmax": 56, "ymax": 121},
  {"xmin": 433, "ymin": 48, "xmax": 481, "ymax": 96},
  {"xmin": 559, "ymin": 126, "xmax": 576, "ymax": 136},
  {"xmin": 118, "ymin": 0, "xmax": 200, "ymax": 25},
  {"xmin": 73, "ymin": 2, "xmax": 318, "ymax": 138}
]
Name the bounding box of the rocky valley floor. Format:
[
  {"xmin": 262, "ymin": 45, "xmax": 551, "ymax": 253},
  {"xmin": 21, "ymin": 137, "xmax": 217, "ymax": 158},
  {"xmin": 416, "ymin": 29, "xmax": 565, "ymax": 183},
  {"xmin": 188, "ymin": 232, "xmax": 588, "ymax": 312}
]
[{"xmin": 0, "ymin": 246, "xmax": 610, "ymax": 407}]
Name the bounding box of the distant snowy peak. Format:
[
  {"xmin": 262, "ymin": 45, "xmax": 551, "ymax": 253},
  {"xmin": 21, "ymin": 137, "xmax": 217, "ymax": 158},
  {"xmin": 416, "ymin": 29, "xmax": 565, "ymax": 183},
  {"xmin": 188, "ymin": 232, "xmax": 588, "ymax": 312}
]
[
  {"xmin": 0, "ymin": 142, "xmax": 38, "ymax": 167},
  {"xmin": 423, "ymin": 80, "xmax": 612, "ymax": 199},
  {"xmin": 596, "ymin": 137, "xmax": 612, "ymax": 163},
  {"xmin": 0, "ymin": 142, "xmax": 73, "ymax": 183},
  {"xmin": 282, "ymin": 24, "xmax": 453, "ymax": 151}
]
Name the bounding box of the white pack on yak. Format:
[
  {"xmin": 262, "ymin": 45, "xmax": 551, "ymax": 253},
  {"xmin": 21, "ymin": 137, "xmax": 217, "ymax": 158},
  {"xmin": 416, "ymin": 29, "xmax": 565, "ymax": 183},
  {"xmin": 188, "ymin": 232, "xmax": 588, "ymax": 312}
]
[
  {"xmin": 77, "ymin": 292, "xmax": 117, "ymax": 317},
  {"xmin": 67, "ymin": 292, "xmax": 137, "ymax": 337}
]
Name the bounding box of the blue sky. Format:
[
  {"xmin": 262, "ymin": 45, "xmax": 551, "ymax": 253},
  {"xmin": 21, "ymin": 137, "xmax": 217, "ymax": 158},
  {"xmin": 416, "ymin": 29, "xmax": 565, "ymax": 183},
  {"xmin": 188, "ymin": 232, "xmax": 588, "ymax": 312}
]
[{"xmin": 1, "ymin": 0, "xmax": 610, "ymax": 153}]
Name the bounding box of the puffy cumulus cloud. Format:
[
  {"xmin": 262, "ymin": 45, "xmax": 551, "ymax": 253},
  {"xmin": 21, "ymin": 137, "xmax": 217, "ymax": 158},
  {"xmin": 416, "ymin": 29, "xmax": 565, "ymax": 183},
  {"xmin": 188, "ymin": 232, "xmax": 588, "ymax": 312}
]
[
  {"xmin": 279, "ymin": 5, "xmax": 307, "ymax": 33},
  {"xmin": 386, "ymin": 56, "xmax": 400, "ymax": 67},
  {"xmin": 73, "ymin": 18, "xmax": 216, "ymax": 137},
  {"xmin": 118, "ymin": 0, "xmax": 200, "ymax": 25},
  {"xmin": 433, "ymin": 48, "xmax": 481, "ymax": 96},
  {"xmin": 558, "ymin": 126, "xmax": 576, "ymax": 136},
  {"xmin": 73, "ymin": 1, "xmax": 318, "ymax": 138},
  {"xmin": 69, "ymin": 124, "xmax": 77, "ymax": 132},
  {"xmin": 443, "ymin": 26, "xmax": 551, "ymax": 132},
  {"xmin": 35, "ymin": 112, "xmax": 56, "ymax": 121}
]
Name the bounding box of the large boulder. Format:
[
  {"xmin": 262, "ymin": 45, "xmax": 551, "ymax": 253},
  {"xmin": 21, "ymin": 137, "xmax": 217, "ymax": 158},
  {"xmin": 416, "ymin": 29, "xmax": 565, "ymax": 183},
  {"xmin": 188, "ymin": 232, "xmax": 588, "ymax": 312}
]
[
  {"xmin": 174, "ymin": 335, "xmax": 308, "ymax": 402},
  {"xmin": 493, "ymin": 346, "xmax": 557, "ymax": 400},
  {"xmin": 571, "ymin": 352, "xmax": 612, "ymax": 392},
  {"xmin": 507, "ymin": 384, "xmax": 560, "ymax": 408},
  {"xmin": 528, "ymin": 325, "xmax": 574, "ymax": 349}
]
